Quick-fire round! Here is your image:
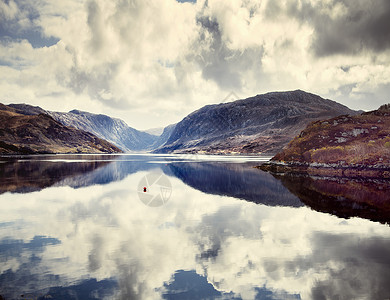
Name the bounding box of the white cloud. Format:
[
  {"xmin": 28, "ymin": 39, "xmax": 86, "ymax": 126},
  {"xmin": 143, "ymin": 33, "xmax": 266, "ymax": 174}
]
[
  {"xmin": 1, "ymin": 0, "xmax": 390, "ymax": 129},
  {"xmin": 0, "ymin": 0, "xmax": 19, "ymax": 20}
]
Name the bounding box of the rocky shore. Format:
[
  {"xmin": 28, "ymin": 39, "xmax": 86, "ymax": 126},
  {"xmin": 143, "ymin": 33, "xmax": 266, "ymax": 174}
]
[{"xmin": 258, "ymin": 161, "xmax": 390, "ymax": 179}]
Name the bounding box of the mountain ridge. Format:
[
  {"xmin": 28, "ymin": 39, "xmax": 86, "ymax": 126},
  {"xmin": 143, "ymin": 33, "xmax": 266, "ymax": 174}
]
[
  {"xmin": 155, "ymin": 90, "xmax": 358, "ymax": 154},
  {"xmin": 0, "ymin": 105, "xmax": 122, "ymax": 154},
  {"xmin": 2, "ymin": 90, "xmax": 360, "ymax": 155},
  {"xmin": 6, "ymin": 104, "xmax": 162, "ymax": 152},
  {"xmin": 47, "ymin": 109, "xmax": 158, "ymax": 152}
]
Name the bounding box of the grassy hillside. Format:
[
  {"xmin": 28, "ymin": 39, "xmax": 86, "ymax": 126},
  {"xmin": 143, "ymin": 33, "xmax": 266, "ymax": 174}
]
[
  {"xmin": 0, "ymin": 107, "xmax": 122, "ymax": 154},
  {"xmin": 272, "ymin": 104, "xmax": 390, "ymax": 166}
]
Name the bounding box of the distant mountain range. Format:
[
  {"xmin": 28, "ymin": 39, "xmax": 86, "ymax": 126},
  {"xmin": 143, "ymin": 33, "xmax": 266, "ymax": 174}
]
[
  {"xmin": 8, "ymin": 104, "xmax": 160, "ymax": 152},
  {"xmin": 1, "ymin": 90, "xmax": 361, "ymax": 155},
  {"xmin": 0, "ymin": 104, "xmax": 121, "ymax": 154},
  {"xmin": 155, "ymin": 90, "xmax": 358, "ymax": 154}
]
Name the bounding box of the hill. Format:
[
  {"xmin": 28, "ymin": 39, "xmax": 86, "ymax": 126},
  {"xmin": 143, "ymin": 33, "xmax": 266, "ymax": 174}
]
[
  {"xmin": 8, "ymin": 104, "xmax": 159, "ymax": 152},
  {"xmin": 0, "ymin": 105, "xmax": 122, "ymax": 154},
  {"xmin": 155, "ymin": 90, "xmax": 357, "ymax": 154},
  {"xmin": 273, "ymin": 104, "xmax": 390, "ymax": 165},
  {"xmin": 260, "ymin": 104, "xmax": 390, "ymax": 178}
]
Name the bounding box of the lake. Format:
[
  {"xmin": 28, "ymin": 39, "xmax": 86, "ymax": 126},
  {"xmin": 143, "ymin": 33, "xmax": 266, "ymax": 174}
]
[{"xmin": 0, "ymin": 154, "xmax": 389, "ymax": 299}]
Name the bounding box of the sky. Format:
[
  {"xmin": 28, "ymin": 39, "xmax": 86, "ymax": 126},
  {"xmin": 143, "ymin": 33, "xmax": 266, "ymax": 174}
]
[{"xmin": 1, "ymin": 0, "xmax": 390, "ymax": 130}]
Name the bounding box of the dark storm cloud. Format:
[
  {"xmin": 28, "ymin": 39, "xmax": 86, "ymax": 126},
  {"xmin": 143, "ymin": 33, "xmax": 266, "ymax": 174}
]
[
  {"xmin": 312, "ymin": 1, "xmax": 390, "ymax": 56},
  {"xmin": 62, "ymin": 48, "xmax": 129, "ymax": 109},
  {"xmin": 269, "ymin": 0, "xmax": 390, "ymax": 56},
  {"xmin": 192, "ymin": 13, "xmax": 263, "ymax": 91},
  {"xmin": 195, "ymin": 15, "xmax": 242, "ymax": 89}
]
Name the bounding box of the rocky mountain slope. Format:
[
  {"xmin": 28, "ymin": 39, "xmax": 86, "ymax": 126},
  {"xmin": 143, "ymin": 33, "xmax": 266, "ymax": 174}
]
[
  {"xmin": 155, "ymin": 90, "xmax": 358, "ymax": 154},
  {"xmin": 150, "ymin": 123, "xmax": 177, "ymax": 149},
  {"xmin": 272, "ymin": 104, "xmax": 390, "ymax": 166},
  {"xmin": 8, "ymin": 104, "xmax": 159, "ymax": 152},
  {"xmin": 47, "ymin": 110, "xmax": 158, "ymax": 152},
  {"xmin": 0, "ymin": 105, "xmax": 122, "ymax": 154},
  {"xmin": 259, "ymin": 104, "xmax": 390, "ymax": 178}
]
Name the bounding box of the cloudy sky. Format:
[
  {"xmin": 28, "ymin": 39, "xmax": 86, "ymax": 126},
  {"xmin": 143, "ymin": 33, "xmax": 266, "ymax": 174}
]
[{"xmin": 1, "ymin": 0, "xmax": 390, "ymax": 130}]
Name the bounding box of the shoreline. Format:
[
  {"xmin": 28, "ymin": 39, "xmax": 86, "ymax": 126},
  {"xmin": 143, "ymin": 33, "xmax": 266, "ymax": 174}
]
[{"xmin": 257, "ymin": 161, "xmax": 390, "ymax": 179}]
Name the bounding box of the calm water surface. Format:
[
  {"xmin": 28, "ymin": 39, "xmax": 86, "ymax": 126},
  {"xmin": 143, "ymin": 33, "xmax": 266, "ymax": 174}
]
[{"xmin": 0, "ymin": 154, "xmax": 389, "ymax": 299}]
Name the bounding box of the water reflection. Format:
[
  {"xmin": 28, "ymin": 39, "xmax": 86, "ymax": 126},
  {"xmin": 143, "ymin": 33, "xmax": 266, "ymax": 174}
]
[
  {"xmin": 0, "ymin": 155, "xmax": 111, "ymax": 194},
  {"xmin": 167, "ymin": 162, "xmax": 303, "ymax": 207},
  {"xmin": 0, "ymin": 154, "xmax": 156, "ymax": 193},
  {"xmin": 0, "ymin": 155, "xmax": 301, "ymax": 208},
  {"xmin": 0, "ymin": 155, "xmax": 389, "ymax": 299},
  {"xmin": 272, "ymin": 174, "xmax": 390, "ymax": 224}
]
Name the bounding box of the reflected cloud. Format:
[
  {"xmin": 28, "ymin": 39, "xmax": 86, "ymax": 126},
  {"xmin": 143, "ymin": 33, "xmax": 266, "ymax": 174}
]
[
  {"xmin": 39, "ymin": 279, "xmax": 117, "ymax": 300},
  {"xmin": 0, "ymin": 155, "xmax": 390, "ymax": 299},
  {"xmin": 308, "ymin": 233, "xmax": 390, "ymax": 299},
  {"xmin": 162, "ymin": 270, "xmax": 239, "ymax": 299}
]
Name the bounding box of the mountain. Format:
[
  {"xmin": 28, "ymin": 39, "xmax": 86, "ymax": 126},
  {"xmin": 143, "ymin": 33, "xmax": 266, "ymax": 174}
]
[
  {"xmin": 4, "ymin": 90, "xmax": 358, "ymax": 154},
  {"xmin": 154, "ymin": 90, "xmax": 358, "ymax": 154},
  {"xmin": 150, "ymin": 123, "xmax": 177, "ymax": 149},
  {"xmin": 8, "ymin": 104, "xmax": 159, "ymax": 152},
  {"xmin": 0, "ymin": 105, "xmax": 122, "ymax": 154},
  {"xmin": 47, "ymin": 110, "xmax": 158, "ymax": 152},
  {"xmin": 8, "ymin": 103, "xmax": 47, "ymax": 115},
  {"xmin": 143, "ymin": 127, "xmax": 164, "ymax": 136}
]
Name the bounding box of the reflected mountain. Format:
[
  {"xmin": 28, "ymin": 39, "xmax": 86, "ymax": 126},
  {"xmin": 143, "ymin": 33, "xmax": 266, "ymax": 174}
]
[
  {"xmin": 0, "ymin": 156, "xmax": 111, "ymax": 194},
  {"xmin": 167, "ymin": 162, "xmax": 303, "ymax": 207},
  {"xmin": 0, "ymin": 155, "xmax": 162, "ymax": 193},
  {"xmin": 5, "ymin": 154, "xmax": 388, "ymax": 225},
  {"xmin": 273, "ymin": 173, "xmax": 390, "ymax": 224},
  {"xmin": 1, "ymin": 155, "xmax": 390, "ymax": 299},
  {"xmin": 0, "ymin": 155, "xmax": 305, "ymax": 209}
]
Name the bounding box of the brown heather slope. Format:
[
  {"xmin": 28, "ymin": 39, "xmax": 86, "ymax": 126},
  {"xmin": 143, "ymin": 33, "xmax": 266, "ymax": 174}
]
[
  {"xmin": 0, "ymin": 107, "xmax": 122, "ymax": 154},
  {"xmin": 271, "ymin": 104, "xmax": 390, "ymax": 167}
]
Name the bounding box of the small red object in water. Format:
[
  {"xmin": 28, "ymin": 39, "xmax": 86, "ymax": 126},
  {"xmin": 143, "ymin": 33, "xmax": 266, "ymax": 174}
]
[{"xmin": 143, "ymin": 187, "xmax": 147, "ymax": 192}]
